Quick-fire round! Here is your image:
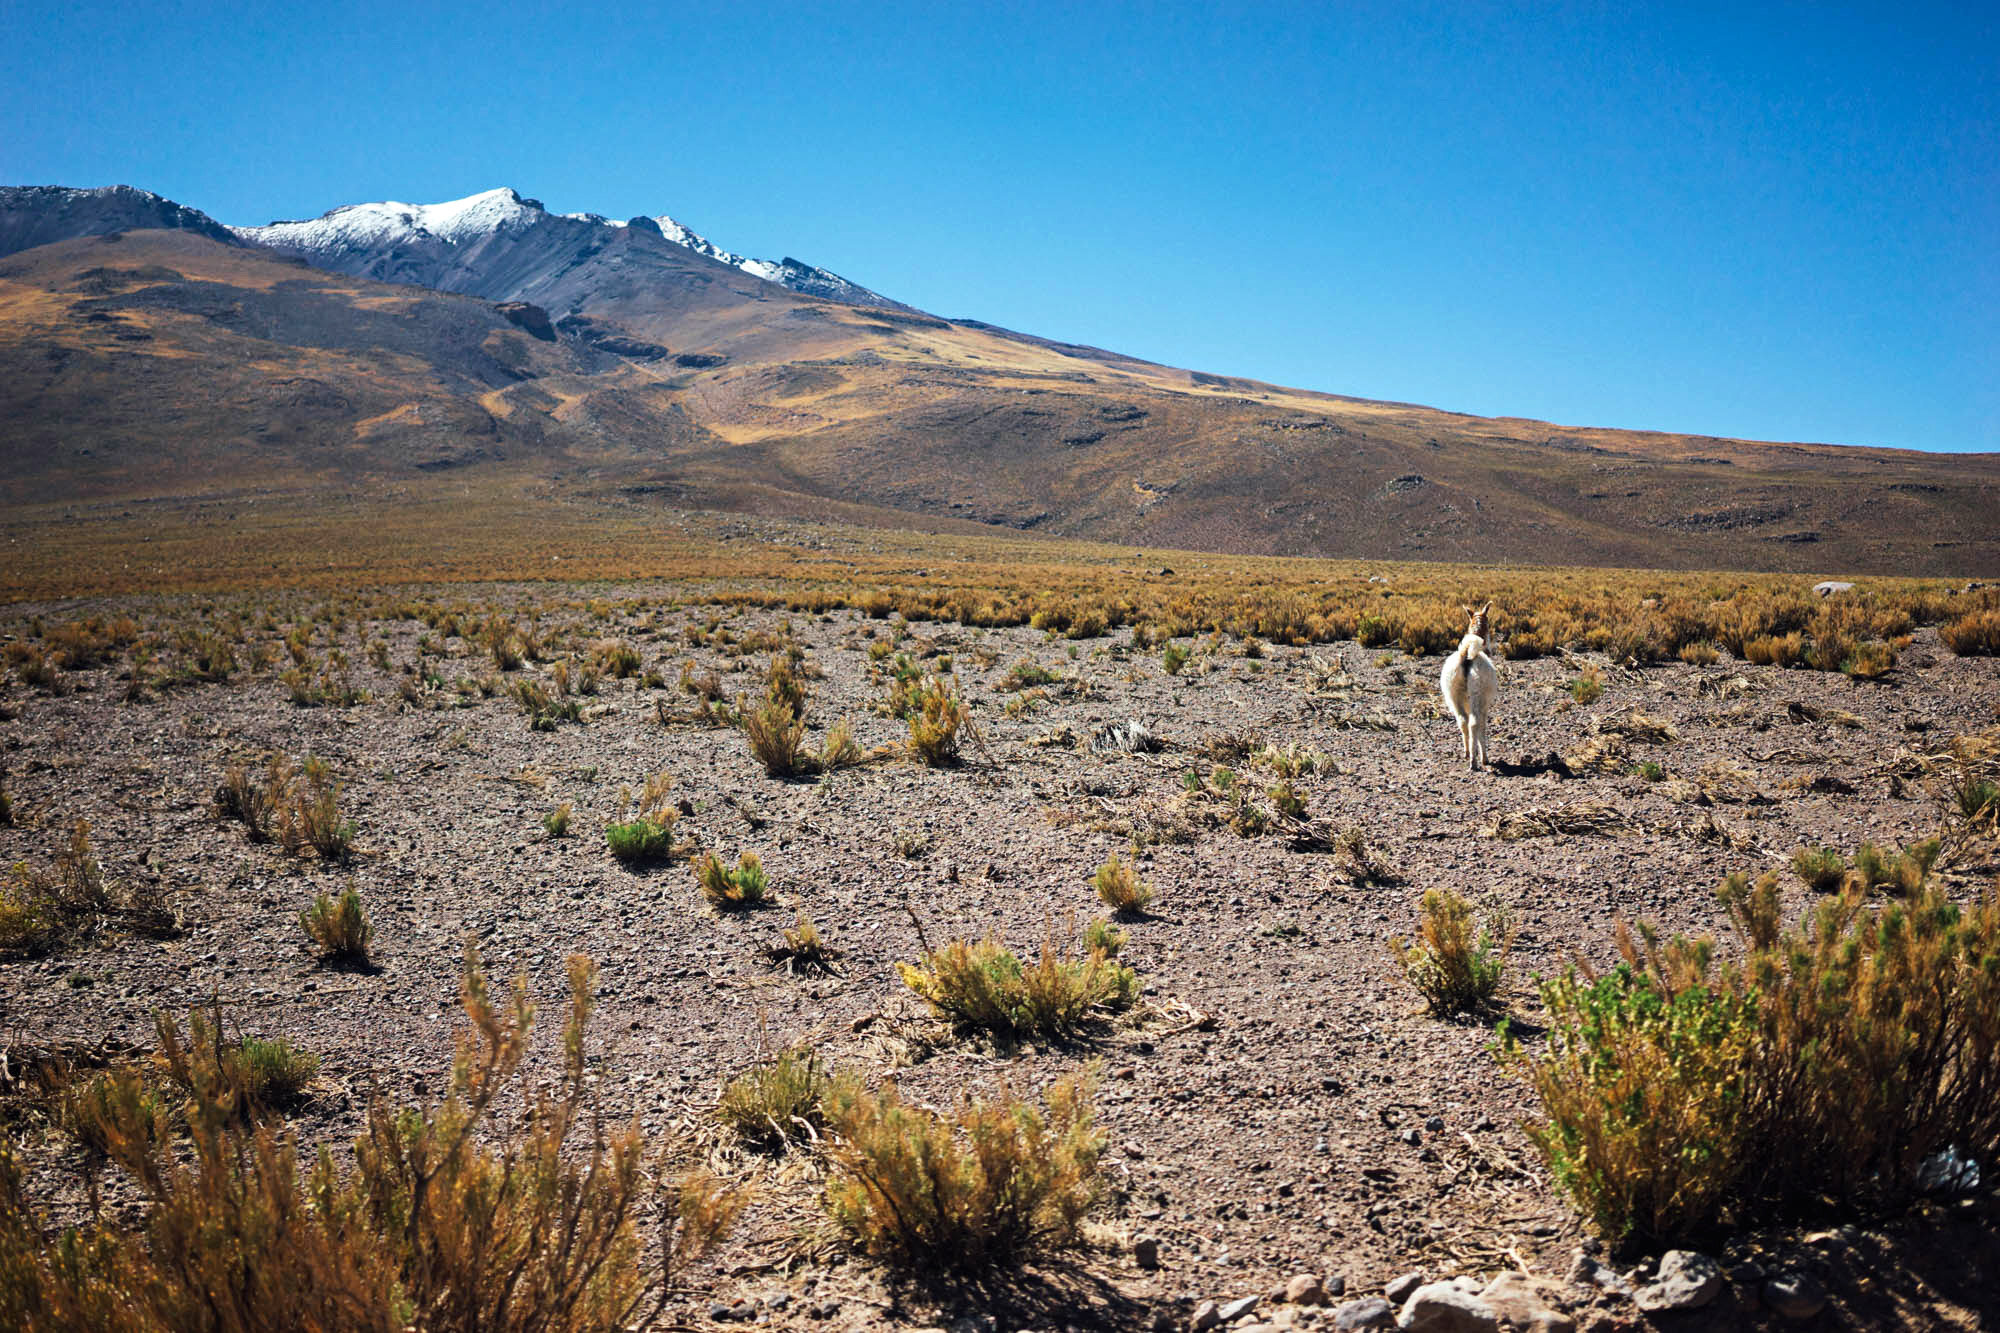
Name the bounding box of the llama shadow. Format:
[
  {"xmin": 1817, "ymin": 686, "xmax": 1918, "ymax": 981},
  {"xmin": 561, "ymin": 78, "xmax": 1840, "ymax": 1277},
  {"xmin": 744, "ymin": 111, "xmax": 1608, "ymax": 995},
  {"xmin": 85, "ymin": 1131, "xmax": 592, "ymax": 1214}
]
[{"xmin": 1487, "ymin": 752, "xmax": 1576, "ymax": 779}]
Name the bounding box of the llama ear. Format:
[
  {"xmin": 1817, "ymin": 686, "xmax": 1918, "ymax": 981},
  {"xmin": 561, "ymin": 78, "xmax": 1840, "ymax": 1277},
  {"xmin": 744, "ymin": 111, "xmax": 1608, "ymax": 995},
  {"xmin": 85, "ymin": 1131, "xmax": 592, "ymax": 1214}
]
[
  {"xmin": 1478, "ymin": 602, "xmax": 1491, "ymax": 616},
  {"xmin": 1462, "ymin": 604, "xmax": 1475, "ymax": 618}
]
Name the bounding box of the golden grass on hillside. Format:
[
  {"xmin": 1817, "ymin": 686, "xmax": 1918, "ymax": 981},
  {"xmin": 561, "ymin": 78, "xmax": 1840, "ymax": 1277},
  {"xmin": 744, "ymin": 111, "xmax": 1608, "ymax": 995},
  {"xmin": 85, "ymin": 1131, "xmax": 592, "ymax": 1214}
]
[{"xmin": 3, "ymin": 487, "xmax": 1994, "ymax": 668}]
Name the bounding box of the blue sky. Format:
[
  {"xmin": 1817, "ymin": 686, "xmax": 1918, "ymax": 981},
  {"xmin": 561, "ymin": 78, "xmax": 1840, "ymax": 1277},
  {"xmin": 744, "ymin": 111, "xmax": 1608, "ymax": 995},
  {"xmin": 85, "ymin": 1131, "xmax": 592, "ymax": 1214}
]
[{"xmin": 5, "ymin": 1, "xmax": 1993, "ymax": 451}]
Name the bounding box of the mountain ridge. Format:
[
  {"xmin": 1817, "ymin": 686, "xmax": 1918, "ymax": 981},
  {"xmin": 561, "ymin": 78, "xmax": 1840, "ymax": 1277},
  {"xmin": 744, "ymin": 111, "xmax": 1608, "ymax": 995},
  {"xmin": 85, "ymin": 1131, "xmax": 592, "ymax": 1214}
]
[
  {"xmin": 229, "ymin": 186, "xmax": 904, "ymax": 310},
  {"xmin": 1, "ymin": 183, "xmax": 1995, "ymax": 578}
]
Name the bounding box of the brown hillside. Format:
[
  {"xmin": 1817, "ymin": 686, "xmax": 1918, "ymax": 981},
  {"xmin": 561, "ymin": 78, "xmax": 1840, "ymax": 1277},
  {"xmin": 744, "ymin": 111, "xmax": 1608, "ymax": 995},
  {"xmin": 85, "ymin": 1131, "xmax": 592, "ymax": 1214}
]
[{"xmin": 2, "ymin": 229, "xmax": 1995, "ymax": 579}]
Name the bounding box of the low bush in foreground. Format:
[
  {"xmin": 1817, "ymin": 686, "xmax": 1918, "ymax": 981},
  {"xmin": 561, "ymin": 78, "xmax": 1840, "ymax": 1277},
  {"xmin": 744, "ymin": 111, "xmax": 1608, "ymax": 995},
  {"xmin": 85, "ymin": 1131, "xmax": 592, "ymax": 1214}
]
[
  {"xmin": 899, "ymin": 925, "xmax": 1137, "ymax": 1040},
  {"xmin": 823, "ymin": 1069, "xmax": 1104, "ymax": 1272},
  {"xmin": 1390, "ymin": 889, "xmax": 1511, "ymax": 1017},
  {"xmin": 0, "ymin": 950, "xmax": 741, "ymax": 1332},
  {"xmin": 1506, "ymin": 867, "xmax": 2000, "ymax": 1244}
]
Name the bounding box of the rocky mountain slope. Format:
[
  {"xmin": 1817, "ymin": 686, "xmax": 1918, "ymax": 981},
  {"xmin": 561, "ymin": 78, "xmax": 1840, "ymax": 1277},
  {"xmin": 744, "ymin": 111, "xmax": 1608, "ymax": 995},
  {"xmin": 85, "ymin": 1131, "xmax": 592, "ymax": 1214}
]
[
  {"xmin": 0, "ymin": 185, "xmax": 244, "ymax": 258},
  {"xmin": 2, "ymin": 183, "xmax": 1995, "ymax": 576}
]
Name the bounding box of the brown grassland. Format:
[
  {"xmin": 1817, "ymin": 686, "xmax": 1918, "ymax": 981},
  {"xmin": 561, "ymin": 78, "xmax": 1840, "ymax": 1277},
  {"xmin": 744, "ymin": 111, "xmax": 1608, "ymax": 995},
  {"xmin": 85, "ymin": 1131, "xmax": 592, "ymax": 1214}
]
[{"xmin": 3, "ymin": 503, "xmax": 2000, "ymax": 1332}]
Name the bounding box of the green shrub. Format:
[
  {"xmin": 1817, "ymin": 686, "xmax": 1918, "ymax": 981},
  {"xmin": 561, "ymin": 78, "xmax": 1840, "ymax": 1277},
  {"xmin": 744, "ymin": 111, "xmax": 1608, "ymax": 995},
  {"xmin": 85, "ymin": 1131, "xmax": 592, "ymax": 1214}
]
[
  {"xmin": 1161, "ymin": 642, "xmax": 1192, "ymax": 675},
  {"xmin": 300, "ymin": 885, "xmax": 372, "ymax": 964},
  {"xmin": 1082, "ymin": 917, "xmax": 1127, "ymax": 958},
  {"xmin": 606, "ymin": 819, "xmax": 676, "ymax": 864},
  {"xmin": 1507, "ymin": 868, "xmax": 2000, "ymax": 1243},
  {"xmin": 1508, "ymin": 948, "xmax": 1756, "ymax": 1243},
  {"xmin": 231, "ymin": 1037, "xmax": 319, "ymax": 1106},
  {"xmin": 1852, "ymin": 837, "xmax": 1940, "ymax": 894},
  {"xmin": 1568, "ymin": 668, "xmax": 1603, "ymax": 704},
  {"xmin": 1389, "ymin": 889, "xmax": 1511, "ymax": 1017},
  {"xmin": 898, "ymin": 928, "xmax": 1137, "ymax": 1040},
  {"xmin": 276, "ymin": 756, "xmax": 355, "ymax": 860},
  {"xmin": 1790, "ymin": 846, "xmax": 1846, "ymax": 893},
  {"xmin": 1955, "ymin": 776, "xmax": 1999, "ymax": 823},
  {"xmin": 818, "ymin": 718, "xmax": 865, "ymax": 771},
  {"xmin": 695, "ymin": 851, "xmax": 769, "ymax": 908},
  {"xmin": 1000, "ymin": 660, "xmax": 1060, "ymax": 691},
  {"xmin": 542, "ymin": 802, "xmax": 572, "ymax": 838},
  {"xmin": 823, "ymin": 1069, "xmax": 1103, "ymax": 1272}
]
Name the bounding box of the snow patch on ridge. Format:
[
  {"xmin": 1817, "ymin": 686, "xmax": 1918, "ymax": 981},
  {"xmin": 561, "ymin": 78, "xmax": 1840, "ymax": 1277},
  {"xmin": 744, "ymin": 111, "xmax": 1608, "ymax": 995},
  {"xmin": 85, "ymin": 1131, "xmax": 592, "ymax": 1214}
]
[{"xmin": 233, "ymin": 187, "xmax": 540, "ymax": 252}]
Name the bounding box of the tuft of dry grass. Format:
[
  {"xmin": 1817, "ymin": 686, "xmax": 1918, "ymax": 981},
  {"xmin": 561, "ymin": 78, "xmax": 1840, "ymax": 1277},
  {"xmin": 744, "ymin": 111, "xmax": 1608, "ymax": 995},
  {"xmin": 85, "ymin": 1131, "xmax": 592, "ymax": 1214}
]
[
  {"xmin": 1942, "ymin": 609, "xmax": 2000, "ymax": 656},
  {"xmin": 898, "ymin": 924, "xmax": 1137, "ymax": 1041},
  {"xmin": 0, "ymin": 820, "xmax": 174, "ymax": 956},
  {"xmin": 300, "ymin": 884, "xmax": 372, "ymax": 964},
  {"xmin": 906, "ymin": 673, "xmax": 969, "ymax": 767},
  {"xmin": 716, "ymin": 1047, "xmax": 842, "ymax": 1150},
  {"xmin": 1390, "ymin": 889, "xmax": 1511, "ymax": 1017},
  {"xmin": 763, "ymin": 914, "xmax": 841, "ymax": 975},
  {"xmin": 1091, "ymin": 851, "xmax": 1154, "ymax": 916},
  {"xmin": 822, "ymin": 1068, "xmax": 1104, "ymax": 1273}
]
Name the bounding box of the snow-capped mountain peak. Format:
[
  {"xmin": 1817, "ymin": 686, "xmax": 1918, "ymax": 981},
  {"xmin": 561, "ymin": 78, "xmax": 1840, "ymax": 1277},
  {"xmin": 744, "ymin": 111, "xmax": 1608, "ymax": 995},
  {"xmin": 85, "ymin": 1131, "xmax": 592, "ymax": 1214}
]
[
  {"xmin": 233, "ymin": 187, "xmax": 898, "ymax": 308},
  {"xmin": 234, "ymin": 187, "xmax": 541, "ymax": 254}
]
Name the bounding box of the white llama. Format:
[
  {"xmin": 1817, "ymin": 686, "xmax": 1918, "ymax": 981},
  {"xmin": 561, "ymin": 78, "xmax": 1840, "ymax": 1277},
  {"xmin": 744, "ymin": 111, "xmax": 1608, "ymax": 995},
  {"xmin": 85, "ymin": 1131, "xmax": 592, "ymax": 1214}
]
[{"xmin": 1438, "ymin": 602, "xmax": 1498, "ymax": 770}]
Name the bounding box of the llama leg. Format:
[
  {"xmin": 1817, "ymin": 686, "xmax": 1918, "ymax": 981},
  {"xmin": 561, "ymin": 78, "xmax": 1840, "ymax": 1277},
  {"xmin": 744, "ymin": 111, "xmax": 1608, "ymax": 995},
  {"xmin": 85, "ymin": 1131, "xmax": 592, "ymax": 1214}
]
[
  {"xmin": 1472, "ymin": 716, "xmax": 1488, "ymax": 770},
  {"xmin": 1458, "ymin": 716, "xmax": 1472, "ymax": 764}
]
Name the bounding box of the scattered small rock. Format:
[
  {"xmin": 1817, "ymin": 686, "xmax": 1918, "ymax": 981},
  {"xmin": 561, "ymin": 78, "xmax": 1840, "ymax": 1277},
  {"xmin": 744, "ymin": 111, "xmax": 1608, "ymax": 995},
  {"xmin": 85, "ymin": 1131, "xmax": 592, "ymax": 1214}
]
[
  {"xmin": 1191, "ymin": 1300, "xmax": 1222, "ymax": 1332},
  {"xmin": 1135, "ymin": 1235, "xmax": 1162, "ymax": 1270},
  {"xmin": 1478, "ymin": 1272, "xmax": 1575, "ymax": 1333},
  {"xmin": 1332, "ymin": 1297, "xmax": 1395, "ymax": 1331},
  {"xmin": 1763, "ymin": 1271, "xmax": 1827, "ymax": 1320},
  {"xmin": 1286, "ymin": 1274, "xmax": 1328, "ymax": 1306},
  {"xmin": 1398, "ymin": 1281, "xmax": 1499, "ymax": 1333},
  {"xmin": 1385, "ymin": 1272, "xmax": 1426, "ymax": 1303},
  {"xmin": 1218, "ymin": 1295, "xmax": 1260, "ymax": 1323},
  {"xmin": 1635, "ymin": 1250, "xmax": 1722, "ymax": 1312},
  {"xmin": 1565, "ymin": 1254, "xmax": 1633, "ymax": 1300}
]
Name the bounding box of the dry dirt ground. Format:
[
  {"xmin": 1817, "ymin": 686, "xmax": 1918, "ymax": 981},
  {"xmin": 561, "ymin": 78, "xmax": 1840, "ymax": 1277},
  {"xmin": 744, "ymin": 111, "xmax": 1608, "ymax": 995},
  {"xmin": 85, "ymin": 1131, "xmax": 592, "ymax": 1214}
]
[{"xmin": 3, "ymin": 591, "xmax": 1999, "ymax": 1331}]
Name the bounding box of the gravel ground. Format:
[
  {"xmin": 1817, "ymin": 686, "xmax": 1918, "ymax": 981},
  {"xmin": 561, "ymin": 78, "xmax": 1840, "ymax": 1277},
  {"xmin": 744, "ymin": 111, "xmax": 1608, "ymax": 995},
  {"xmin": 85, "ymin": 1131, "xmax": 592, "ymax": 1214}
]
[{"xmin": 3, "ymin": 595, "xmax": 1998, "ymax": 1331}]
